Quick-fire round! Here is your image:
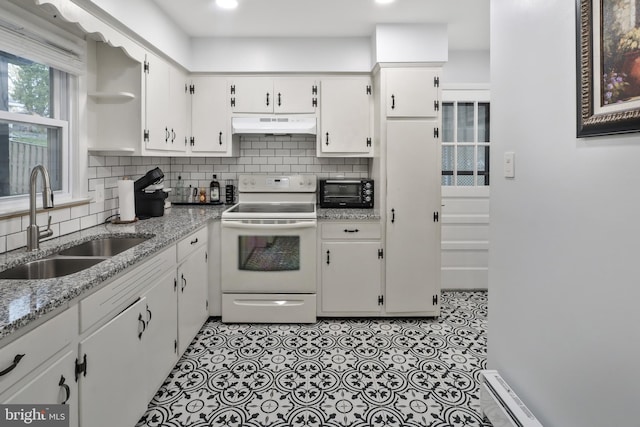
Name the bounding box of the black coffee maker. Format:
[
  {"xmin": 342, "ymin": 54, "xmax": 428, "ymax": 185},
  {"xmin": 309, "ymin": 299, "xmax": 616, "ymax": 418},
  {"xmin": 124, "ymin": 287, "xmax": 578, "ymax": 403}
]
[{"xmin": 134, "ymin": 167, "xmax": 167, "ymax": 219}]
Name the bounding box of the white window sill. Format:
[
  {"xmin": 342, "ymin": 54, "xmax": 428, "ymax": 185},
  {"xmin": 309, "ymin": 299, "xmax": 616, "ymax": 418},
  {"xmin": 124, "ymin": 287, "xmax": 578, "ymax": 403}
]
[{"xmin": 0, "ymin": 197, "xmax": 91, "ymax": 220}]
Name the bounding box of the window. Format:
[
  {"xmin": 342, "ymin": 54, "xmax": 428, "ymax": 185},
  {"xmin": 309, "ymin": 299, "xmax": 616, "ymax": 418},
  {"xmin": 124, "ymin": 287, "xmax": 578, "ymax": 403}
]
[
  {"xmin": 0, "ymin": 51, "xmax": 69, "ymax": 200},
  {"xmin": 442, "ymin": 99, "xmax": 490, "ymax": 186}
]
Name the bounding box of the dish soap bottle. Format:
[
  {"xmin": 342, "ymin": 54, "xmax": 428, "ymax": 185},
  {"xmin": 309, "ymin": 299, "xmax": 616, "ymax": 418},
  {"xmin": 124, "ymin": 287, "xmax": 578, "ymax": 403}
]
[{"xmin": 209, "ymin": 174, "xmax": 220, "ymax": 203}]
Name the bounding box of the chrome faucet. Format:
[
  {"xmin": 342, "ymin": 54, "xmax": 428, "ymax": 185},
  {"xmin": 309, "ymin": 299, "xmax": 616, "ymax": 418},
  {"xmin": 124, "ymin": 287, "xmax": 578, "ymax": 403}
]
[{"xmin": 26, "ymin": 165, "xmax": 54, "ymax": 251}]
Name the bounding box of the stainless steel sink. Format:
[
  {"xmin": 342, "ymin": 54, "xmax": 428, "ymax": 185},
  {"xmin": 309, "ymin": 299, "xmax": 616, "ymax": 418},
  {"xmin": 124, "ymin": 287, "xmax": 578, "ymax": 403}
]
[
  {"xmin": 57, "ymin": 237, "xmax": 149, "ymax": 257},
  {"xmin": 0, "ymin": 257, "xmax": 106, "ymax": 280}
]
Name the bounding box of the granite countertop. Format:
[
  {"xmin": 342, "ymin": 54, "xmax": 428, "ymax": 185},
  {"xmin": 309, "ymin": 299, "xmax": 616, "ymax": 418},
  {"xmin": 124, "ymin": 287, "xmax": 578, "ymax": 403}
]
[
  {"xmin": 0, "ymin": 205, "xmax": 226, "ymax": 343},
  {"xmin": 317, "ymin": 208, "xmax": 381, "ymax": 220}
]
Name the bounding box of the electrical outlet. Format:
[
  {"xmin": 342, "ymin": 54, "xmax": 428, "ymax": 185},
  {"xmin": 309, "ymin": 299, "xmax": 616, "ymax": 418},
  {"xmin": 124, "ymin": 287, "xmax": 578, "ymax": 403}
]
[{"xmin": 95, "ymin": 183, "xmax": 105, "ymax": 203}]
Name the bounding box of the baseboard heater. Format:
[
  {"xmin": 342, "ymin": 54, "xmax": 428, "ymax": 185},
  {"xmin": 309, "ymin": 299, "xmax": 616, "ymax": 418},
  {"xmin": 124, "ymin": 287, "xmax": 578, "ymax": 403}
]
[{"xmin": 480, "ymin": 370, "xmax": 543, "ymax": 427}]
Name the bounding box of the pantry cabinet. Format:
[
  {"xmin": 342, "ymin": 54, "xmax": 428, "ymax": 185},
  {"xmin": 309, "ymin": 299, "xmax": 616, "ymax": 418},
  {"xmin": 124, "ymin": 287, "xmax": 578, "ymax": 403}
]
[
  {"xmin": 229, "ymin": 77, "xmax": 318, "ymax": 114},
  {"xmin": 319, "ymin": 77, "xmax": 374, "ymax": 156},
  {"xmin": 145, "ymin": 52, "xmax": 189, "ymax": 152},
  {"xmin": 385, "ymin": 119, "xmax": 441, "ymax": 314},
  {"xmin": 190, "ymin": 76, "xmax": 237, "ymax": 156},
  {"xmin": 385, "ymin": 68, "xmax": 440, "ymax": 118},
  {"xmin": 319, "ymin": 222, "xmax": 383, "ymax": 315}
]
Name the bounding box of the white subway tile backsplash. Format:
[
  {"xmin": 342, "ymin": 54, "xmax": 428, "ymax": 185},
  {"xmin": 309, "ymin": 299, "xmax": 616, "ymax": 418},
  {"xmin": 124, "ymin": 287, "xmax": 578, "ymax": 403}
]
[
  {"xmin": 60, "ymin": 219, "xmax": 80, "ymax": 236},
  {"xmin": 80, "ymin": 214, "xmax": 98, "ymax": 230},
  {"xmin": 7, "ymin": 232, "xmax": 26, "ymax": 252},
  {"xmin": 71, "ymin": 204, "xmax": 90, "ymax": 219}
]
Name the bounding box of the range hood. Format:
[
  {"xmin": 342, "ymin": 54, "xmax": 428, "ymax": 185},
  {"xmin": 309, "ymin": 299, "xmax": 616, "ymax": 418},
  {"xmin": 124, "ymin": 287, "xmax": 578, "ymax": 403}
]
[{"xmin": 232, "ymin": 117, "xmax": 317, "ymax": 135}]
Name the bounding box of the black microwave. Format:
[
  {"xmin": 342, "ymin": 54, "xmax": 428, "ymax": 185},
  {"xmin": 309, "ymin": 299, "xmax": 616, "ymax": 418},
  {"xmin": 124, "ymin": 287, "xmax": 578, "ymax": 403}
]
[{"xmin": 319, "ymin": 179, "xmax": 374, "ymax": 208}]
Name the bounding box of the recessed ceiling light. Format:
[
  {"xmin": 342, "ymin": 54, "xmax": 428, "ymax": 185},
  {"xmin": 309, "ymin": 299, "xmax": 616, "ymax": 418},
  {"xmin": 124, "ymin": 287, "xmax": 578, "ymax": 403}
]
[
  {"xmin": 215, "ymin": 0, "xmax": 238, "ymax": 10},
  {"xmin": 375, "ymin": 0, "xmax": 395, "ymax": 4}
]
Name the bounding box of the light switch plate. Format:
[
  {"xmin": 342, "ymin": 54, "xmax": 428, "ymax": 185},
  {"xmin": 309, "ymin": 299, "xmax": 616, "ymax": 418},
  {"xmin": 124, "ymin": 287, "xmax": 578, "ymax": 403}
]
[
  {"xmin": 504, "ymin": 152, "xmax": 515, "ymax": 178},
  {"xmin": 95, "ymin": 183, "xmax": 105, "ymax": 203}
]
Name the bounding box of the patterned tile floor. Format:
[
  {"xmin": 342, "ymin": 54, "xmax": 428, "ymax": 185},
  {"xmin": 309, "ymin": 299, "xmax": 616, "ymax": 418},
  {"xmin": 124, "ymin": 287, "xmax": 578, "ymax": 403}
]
[{"xmin": 137, "ymin": 291, "xmax": 490, "ymax": 427}]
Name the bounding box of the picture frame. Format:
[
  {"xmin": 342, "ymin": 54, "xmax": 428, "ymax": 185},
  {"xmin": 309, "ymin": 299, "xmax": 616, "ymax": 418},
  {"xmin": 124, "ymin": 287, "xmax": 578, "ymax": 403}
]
[{"xmin": 576, "ymin": 0, "xmax": 640, "ymax": 137}]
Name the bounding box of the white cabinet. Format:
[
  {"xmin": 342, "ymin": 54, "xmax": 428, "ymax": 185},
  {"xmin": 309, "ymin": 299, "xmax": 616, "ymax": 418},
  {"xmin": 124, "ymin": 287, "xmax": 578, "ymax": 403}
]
[
  {"xmin": 385, "ymin": 119, "xmax": 441, "ymax": 315},
  {"xmin": 78, "ymin": 297, "xmax": 148, "ymax": 427},
  {"xmin": 319, "ymin": 77, "xmax": 373, "ymax": 156},
  {"xmin": 230, "ymin": 77, "xmax": 318, "ymax": 114},
  {"xmin": 176, "ymin": 228, "xmax": 209, "ymax": 355},
  {"xmin": 145, "ymin": 52, "xmax": 189, "ymax": 152},
  {"xmin": 385, "ymin": 68, "xmax": 440, "ymax": 118},
  {"xmin": 5, "ymin": 351, "xmax": 78, "ymax": 427},
  {"xmin": 141, "ymin": 270, "xmax": 179, "ymax": 401},
  {"xmin": 319, "ymin": 222, "xmax": 382, "ymax": 315},
  {"xmin": 190, "ymin": 76, "xmax": 237, "ymax": 156}
]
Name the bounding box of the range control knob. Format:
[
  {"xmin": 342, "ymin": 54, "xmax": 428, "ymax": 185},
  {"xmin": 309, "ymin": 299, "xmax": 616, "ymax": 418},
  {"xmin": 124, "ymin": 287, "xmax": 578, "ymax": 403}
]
[
  {"xmin": 365, "ymin": 182, "xmax": 372, "ymax": 189},
  {"xmin": 365, "ymin": 190, "xmax": 372, "ymax": 195},
  {"xmin": 365, "ymin": 196, "xmax": 371, "ymax": 202}
]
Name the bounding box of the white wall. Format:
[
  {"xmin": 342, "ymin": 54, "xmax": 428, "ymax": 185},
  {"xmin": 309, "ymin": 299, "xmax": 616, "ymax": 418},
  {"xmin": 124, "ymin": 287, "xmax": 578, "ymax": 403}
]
[
  {"xmin": 489, "ymin": 1, "xmax": 640, "ymax": 427},
  {"xmin": 190, "ymin": 37, "xmax": 372, "ymax": 73},
  {"xmin": 443, "ymin": 50, "xmax": 490, "ymax": 84}
]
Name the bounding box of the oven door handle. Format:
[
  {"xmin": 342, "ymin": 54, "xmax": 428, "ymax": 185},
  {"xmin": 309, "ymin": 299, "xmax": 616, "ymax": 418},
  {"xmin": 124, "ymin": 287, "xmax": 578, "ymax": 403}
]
[{"xmin": 222, "ymin": 221, "xmax": 317, "ymax": 230}]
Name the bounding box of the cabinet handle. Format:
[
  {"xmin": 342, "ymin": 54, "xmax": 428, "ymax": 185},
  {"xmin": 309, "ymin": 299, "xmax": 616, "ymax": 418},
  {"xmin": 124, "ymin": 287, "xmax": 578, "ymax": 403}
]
[
  {"xmin": 181, "ymin": 273, "xmax": 187, "ymax": 293},
  {"xmin": 391, "ymin": 208, "xmax": 396, "ymax": 224},
  {"xmin": 58, "ymin": 375, "xmax": 70, "ymax": 404},
  {"xmin": 266, "ymin": 92, "xmax": 270, "ymax": 106},
  {"xmin": 325, "ymin": 132, "xmax": 329, "ymax": 146},
  {"xmin": 146, "ymin": 304, "xmax": 152, "ymax": 324},
  {"xmin": 391, "ymin": 94, "xmax": 396, "ymax": 110},
  {"xmin": 219, "ymin": 132, "xmax": 223, "ymax": 145},
  {"xmin": 344, "ymin": 229, "xmax": 359, "ymax": 233},
  {"xmin": 171, "ymin": 129, "xmax": 176, "ymax": 143},
  {"xmin": 0, "ymin": 354, "xmax": 25, "ymax": 377},
  {"xmin": 165, "ymin": 127, "xmax": 170, "ymax": 142},
  {"xmin": 190, "ymin": 237, "xmax": 199, "ymax": 245},
  {"xmin": 278, "ymin": 92, "xmax": 281, "ymax": 106},
  {"xmin": 138, "ymin": 313, "xmax": 146, "ymax": 340},
  {"xmin": 326, "ymin": 250, "xmax": 330, "ymax": 265}
]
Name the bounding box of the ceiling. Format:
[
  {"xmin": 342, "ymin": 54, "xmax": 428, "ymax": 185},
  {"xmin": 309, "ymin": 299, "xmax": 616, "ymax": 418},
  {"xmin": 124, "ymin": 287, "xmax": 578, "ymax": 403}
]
[{"xmin": 151, "ymin": 0, "xmax": 489, "ymax": 51}]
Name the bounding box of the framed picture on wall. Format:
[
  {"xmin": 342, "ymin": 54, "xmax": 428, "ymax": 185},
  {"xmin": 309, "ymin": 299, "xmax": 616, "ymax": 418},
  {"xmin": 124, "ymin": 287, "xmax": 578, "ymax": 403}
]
[{"xmin": 577, "ymin": 0, "xmax": 640, "ymax": 137}]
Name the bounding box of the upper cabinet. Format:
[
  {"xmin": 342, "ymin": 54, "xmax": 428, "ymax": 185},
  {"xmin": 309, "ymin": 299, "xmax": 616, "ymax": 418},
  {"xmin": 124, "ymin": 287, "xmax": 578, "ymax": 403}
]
[
  {"xmin": 229, "ymin": 77, "xmax": 318, "ymax": 114},
  {"xmin": 385, "ymin": 68, "xmax": 440, "ymax": 118},
  {"xmin": 319, "ymin": 77, "xmax": 374, "ymax": 157},
  {"xmin": 144, "ymin": 52, "xmax": 189, "ymax": 153},
  {"xmin": 189, "ymin": 76, "xmax": 237, "ymax": 156}
]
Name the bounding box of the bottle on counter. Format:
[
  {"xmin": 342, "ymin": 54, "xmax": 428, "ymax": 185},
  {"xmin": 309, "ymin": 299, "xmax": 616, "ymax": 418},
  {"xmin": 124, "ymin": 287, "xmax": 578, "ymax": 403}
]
[
  {"xmin": 175, "ymin": 175, "xmax": 184, "ymax": 202},
  {"xmin": 210, "ymin": 174, "xmax": 220, "ymax": 203}
]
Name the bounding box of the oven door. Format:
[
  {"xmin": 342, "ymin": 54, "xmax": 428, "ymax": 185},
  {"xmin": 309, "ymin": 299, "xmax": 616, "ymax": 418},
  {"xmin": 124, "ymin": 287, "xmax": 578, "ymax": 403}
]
[{"xmin": 221, "ymin": 218, "xmax": 317, "ymax": 293}]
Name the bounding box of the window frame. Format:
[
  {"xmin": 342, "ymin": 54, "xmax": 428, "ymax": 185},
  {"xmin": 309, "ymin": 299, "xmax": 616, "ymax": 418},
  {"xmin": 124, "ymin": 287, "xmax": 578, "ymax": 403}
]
[{"xmin": 441, "ymin": 88, "xmax": 490, "ymax": 187}]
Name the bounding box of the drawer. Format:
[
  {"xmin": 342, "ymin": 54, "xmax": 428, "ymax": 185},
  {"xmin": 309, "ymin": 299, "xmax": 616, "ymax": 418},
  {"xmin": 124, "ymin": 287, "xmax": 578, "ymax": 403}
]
[
  {"xmin": 222, "ymin": 293, "xmax": 316, "ymax": 323},
  {"xmin": 80, "ymin": 245, "xmax": 176, "ymax": 332},
  {"xmin": 321, "ymin": 222, "xmax": 381, "ymax": 240},
  {"xmin": 0, "ymin": 308, "xmax": 77, "ymax": 393},
  {"xmin": 177, "ymin": 227, "xmax": 208, "ymax": 263}
]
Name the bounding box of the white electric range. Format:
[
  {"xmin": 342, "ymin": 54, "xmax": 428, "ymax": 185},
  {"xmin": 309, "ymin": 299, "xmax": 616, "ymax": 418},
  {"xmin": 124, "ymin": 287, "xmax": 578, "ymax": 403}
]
[{"xmin": 221, "ymin": 175, "xmax": 317, "ymax": 323}]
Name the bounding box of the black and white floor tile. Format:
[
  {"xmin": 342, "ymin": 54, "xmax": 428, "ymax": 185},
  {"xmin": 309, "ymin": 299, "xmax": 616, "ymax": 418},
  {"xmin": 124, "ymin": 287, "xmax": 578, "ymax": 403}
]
[{"xmin": 137, "ymin": 291, "xmax": 489, "ymax": 427}]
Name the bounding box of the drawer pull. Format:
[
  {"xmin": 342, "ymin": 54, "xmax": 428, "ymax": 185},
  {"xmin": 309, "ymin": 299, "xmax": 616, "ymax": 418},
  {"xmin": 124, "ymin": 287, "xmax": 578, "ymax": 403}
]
[
  {"xmin": 146, "ymin": 304, "xmax": 153, "ymax": 324},
  {"xmin": 0, "ymin": 354, "xmax": 25, "ymax": 377},
  {"xmin": 344, "ymin": 229, "xmax": 359, "ymax": 233},
  {"xmin": 59, "ymin": 375, "xmax": 70, "ymax": 404},
  {"xmin": 181, "ymin": 274, "xmax": 187, "ymax": 293},
  {"xmin": 190, "ymin": 238, "xmax": 199, "ymax": 245},
  {"xmin": 138, "ymin": 313, "xmax": 146, "ymax": 340},
  {"xmin": 326, "ymin": 250, "xmax": 330, "ymax": 265}
]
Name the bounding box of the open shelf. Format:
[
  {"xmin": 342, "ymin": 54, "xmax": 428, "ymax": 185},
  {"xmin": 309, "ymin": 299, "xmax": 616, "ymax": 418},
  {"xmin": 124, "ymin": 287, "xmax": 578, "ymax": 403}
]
[
  {"xmin": 88, "ymin": 91, "xmax": 136, "ymax": 103},
  {"xmin": 87, "ymin": 147, "xmax": 136, "ymax": 156}
]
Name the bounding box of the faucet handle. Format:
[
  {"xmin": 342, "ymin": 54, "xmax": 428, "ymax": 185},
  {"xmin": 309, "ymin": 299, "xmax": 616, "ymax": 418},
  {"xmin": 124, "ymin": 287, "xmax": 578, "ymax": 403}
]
[{"xmin": 39, "ymin": 215, "xmax": 54, "ymax": 240}]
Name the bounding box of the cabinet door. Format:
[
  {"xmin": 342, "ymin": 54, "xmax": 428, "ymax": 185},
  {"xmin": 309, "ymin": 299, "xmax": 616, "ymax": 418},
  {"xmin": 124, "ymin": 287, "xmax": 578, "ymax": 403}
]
[
  {"xmin": 320, "ymin": 78, "xmax": 373, "ymax": 155},
  {"xmin": 145, "ymin": 52, "xmax": 171, "ymax": 150},
  {"xmin": 177, "ymin": 245, "xmax": 209, "ymax": 355},
  {"xmin": 168, "ymin": 66, "xmax": 189, "ymax": 151},
  {"xmin": 229, "ymin": 77, "xmax": 273, "ymax": 113},
  {"xmin": 79, "ymin": 298, "xmax": 148, "ymax": 427},
  {"xmin": 321, "ymin": 242, "xmax": 382, "ymax": 313},
  {"xmin": 385, "ymin": 120, "xmax": 441, "ymax": 314},
  {"xmin": 386, "ymin": 68, "xmax": 440, "ymax": 118},
  {"xmin": 142, "ymin": 270, "xmax": 178, "ymax": 401},
  {"xmin": 274, "ymin": 78, "xmax": 318, "ymax": 114},
  {"xmin": 191, "ymin": 76, "xmax": 231, "ymax": 154},
  {"xmin": 5, "ymin": 350, "xmax": 78, "ymax": 427}
]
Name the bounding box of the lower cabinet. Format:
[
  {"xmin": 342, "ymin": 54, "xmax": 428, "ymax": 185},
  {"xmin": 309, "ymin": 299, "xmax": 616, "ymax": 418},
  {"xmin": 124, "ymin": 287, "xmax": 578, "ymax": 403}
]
[
  {"xmin": 5, "ymin": 350, "xmax": 78, "ymax": 427},
  {"xmin": 319, "ymin": 221, "xmax": 383, "ymax": 315},
  {"xmin": 177, "ymin": 243, "xmax": 209, "ymax": 355},
  {"xmin": 78, "ymin": 297, "xmax": 148, "ymax": 427}
]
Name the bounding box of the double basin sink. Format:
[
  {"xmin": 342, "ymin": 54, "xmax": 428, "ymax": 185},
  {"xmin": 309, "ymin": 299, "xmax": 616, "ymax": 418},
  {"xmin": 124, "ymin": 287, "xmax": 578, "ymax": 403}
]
[{"xmin": 0, "ymin": 236, "xmax": 150, "ymax": 280}]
